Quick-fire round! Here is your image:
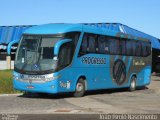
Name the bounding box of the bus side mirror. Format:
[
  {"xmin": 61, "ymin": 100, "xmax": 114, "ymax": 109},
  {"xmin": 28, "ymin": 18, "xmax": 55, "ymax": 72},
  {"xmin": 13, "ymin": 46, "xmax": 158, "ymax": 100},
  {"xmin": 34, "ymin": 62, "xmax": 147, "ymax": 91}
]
[
  {"xmin": 54, "ymin": 39, "xmax": 72, "ymax": 56},
  {"xmin": 7, "ymin": 39, "xmax": 20, "ymax": 55}
]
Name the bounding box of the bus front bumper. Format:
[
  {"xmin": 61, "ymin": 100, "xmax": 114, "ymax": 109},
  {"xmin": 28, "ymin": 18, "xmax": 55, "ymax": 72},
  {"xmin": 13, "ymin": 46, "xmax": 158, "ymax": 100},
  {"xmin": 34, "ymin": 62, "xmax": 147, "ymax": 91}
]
[{"xmin": 13, "ymin": 79, "xmax": 58, "ymax": 94}]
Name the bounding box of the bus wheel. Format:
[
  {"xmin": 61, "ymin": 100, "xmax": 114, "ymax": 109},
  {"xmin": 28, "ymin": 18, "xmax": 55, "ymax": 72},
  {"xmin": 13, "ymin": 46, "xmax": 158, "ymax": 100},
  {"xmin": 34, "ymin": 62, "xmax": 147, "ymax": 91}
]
[
  {"xmin": 73, "ymin": 78, "xmax": 85, "ymax": 97},
  {"xmin": 129, "ymin": 76, "xmax": 136, "ymax": 91}
]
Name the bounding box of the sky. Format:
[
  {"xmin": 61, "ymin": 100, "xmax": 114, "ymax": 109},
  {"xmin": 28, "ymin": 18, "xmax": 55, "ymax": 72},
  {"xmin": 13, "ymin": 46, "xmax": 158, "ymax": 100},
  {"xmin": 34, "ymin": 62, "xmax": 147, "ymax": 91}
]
[{"xmin": 0, "ymin": 0, "xmax": 160, "ymax": 38}]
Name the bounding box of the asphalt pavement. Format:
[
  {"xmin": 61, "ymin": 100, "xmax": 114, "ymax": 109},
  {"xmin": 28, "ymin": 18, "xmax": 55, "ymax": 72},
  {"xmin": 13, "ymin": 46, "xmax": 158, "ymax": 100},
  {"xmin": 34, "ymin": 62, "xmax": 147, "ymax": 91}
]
[{"xmin": 0, "ymin": 76, "xmax": 159, "ymax": 119}]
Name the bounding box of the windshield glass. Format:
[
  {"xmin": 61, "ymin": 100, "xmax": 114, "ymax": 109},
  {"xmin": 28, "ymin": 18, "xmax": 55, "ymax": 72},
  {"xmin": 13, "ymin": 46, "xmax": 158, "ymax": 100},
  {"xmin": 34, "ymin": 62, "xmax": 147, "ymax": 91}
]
[
  {"xmin": 15, "ymin": 32, "xmax": 80, "ymax": 74},
  {"xmin": 15, "ymin": 35, "xmax": 62, "ymax": 73}
]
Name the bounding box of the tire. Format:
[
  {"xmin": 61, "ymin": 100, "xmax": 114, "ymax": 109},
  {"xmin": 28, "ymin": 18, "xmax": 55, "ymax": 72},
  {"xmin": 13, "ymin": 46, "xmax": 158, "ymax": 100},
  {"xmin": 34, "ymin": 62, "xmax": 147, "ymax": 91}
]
[
  {"xmin": 73, "ymin": 78, "xmax": 85, "ymax": 97},
  {"xmin": 129, "ymin": 76, "xmax": 136, "ymax": 91}
]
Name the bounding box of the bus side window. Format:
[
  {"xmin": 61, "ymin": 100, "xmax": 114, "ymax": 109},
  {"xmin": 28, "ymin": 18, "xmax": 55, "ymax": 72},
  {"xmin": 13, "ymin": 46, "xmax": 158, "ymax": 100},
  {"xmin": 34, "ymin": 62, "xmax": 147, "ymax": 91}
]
[
  {"xmin": 74, "ymin": 34, "xmax": 80, "ymax": 46},
  {"xmin": 79, "ymin": 33, "xmax": 97, "ymax": 56},
  {"xmin": 109, "ymin": 38, "xmax": 119, "ymax": 55},
  {"xmin": 142, "ymin": 41, "xmax": 146, "ymax": 57},
  {"xmin": 146, "ymin": 42, "xmax": 151, "ymax": 56},
  {"xmin": 65, "ymin": 32, "xmax": 81, "ymax": 47},
  {"xmin": 135, "ymin": 41, "xmax": 142, "ymax": 57},
  {"xmin": 131, "ymin": 41, "xmax": 136, "ymax": 56},
  {"xmin": 80, "ymin": 35, "xmax": 88, "ymax": 54},
  {"xmin": 142, "ymin": 42, "xmax": 151, "ymax": 57},
  {"xmin": 88, "ymin": 36, "xmax": 96, "ymax": 53},
  {"xmin": 58, "ymin": 42, "xmax": 74, "ymax": 69},
  {"xmin": 119, "ymin": 39, "xmax": 126, "ymax": 55},
  {"xmin": 98, "ymin": 36, "xmax": 106, "ymax": 54},
  {"xmin": 126, "ymin": 40, "xmax": 132, "ymax": 56}
]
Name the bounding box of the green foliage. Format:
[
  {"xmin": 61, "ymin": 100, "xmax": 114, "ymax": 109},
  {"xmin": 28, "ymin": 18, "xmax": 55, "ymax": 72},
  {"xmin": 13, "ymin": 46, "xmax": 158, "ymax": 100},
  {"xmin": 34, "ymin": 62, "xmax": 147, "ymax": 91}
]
[{"xmin": 0, "ymin": 70, "xmax": 20, "ymax": 94}]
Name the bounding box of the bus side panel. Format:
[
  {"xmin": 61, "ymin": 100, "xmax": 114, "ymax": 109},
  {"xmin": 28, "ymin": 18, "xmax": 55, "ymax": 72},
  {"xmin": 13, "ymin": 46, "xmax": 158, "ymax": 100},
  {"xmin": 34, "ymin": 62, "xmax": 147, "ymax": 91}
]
[
  {"xmin": 109, "ymin": 55, "xmax": 131, "ymax": 88},
  {"xmin": 72, "ymin": 54, "xmax": 119, "ymax": 90},
  {"xmin": 143, "ymin": 66, "xmax": 151, "ymax": 85},
  {"xmin": 125, "ymin": 55, "xmax": 152, "ymax": 87},
  {"xmin": 136, "ymin": 66, "xmax": 151, "ymax": 86},
  {"xmin": 56, "ymin": 67, "xmax": 76, "ymax": 93},
  {"xmin": 109, "ymin": 54, "xmax": 151, "ymax": 88}
]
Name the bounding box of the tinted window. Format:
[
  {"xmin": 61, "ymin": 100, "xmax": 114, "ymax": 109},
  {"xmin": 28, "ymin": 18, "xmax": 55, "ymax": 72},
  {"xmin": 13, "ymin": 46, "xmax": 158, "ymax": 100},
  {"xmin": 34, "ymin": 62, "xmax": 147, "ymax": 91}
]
[
  {"xmin": 131, "ymin": 41, "xmax": 136, "ymax": 56},
  {"xmin": 146, "ymin": 42, "xmax": 151, "ymax": 56},
  {"xmin": 98, "ymin": 36, "xmax": 111, "ymax": 54},
  {"xmin": 119, "ymin": 39, "xmax": 126, "ymax": 55},
  {"xmin": 88, "ymin": 35, "xmax": 96, "ymax": 53},
  {"xmin": 109, "ymin": 38, "xmax": 119, "ymax": 55},
  {"xmin": 98, "ymin": 36, "xmax": 105, "ymax": 53},
  {"xmin": 142, "ymin": 42, "xmax": 151, "ymax": 57},
  {"xmin": 135, "ymin": 41, "xmax": 142, "ymax": 56},
  {"xmin": 65, "ymin": 32, "xmax": 80, "ymax": 47},
  {"xmin": 79, "ymin": 32, "xmax": 151, "ymax": 57},
  {"xmin": 126, "ymin": 40, "xmax": 132, "ymax": 56},
  {"xmin": 81, "ymin": 35, "xmax": 88, "ymax": 53},
  {"xmin": 79, "ymin": 33, "xmax": 97, "ymax": 55},
  {"xmin": 58, "ymin": 42, "xmax": 74, "ymax": 70}
]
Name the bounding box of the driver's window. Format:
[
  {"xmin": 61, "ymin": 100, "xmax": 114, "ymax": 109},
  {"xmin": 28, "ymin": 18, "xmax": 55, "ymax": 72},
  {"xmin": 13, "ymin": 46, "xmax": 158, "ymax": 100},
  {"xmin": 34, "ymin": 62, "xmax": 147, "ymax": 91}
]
[{"xmin": 58, "ymin": 42, "xmax": 74, "ymax": 70}]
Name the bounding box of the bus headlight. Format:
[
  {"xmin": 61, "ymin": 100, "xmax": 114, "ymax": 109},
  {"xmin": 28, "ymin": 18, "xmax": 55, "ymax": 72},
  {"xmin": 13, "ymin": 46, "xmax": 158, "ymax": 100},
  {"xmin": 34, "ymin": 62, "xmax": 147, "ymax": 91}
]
[
  {"xmin": 13, "ymin": 72, "xmax": 62, "ymax": 83},
  {"xmin": 44, "ymin": 75, "xmax": 61, "ymax": 82},
  {"xmin": 13, "ymin": 73, "xmax": 19, "ymax": 80},
  {"xmin": 13, "ymin": 75, "xmax": 19, "ymax": 80}
]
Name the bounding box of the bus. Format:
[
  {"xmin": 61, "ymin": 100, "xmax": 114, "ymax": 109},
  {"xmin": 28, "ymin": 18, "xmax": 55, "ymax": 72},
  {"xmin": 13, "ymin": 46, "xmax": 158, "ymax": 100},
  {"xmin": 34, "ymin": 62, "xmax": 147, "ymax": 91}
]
[{"xmin": 13, "ymin": 23, "xmax": 152, "ymax": 97}]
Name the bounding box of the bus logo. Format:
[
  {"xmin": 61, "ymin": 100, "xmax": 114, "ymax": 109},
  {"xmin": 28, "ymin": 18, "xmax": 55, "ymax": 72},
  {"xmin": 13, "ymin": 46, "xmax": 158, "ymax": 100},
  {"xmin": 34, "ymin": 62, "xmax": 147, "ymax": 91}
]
[
  {"xmin": 32, "ymin": 64, "xmax": 40, "ymax": 71},
  {"xmin": 113, "ymin": 59, "xmax": 126, "ymax": 85},
  {"xmin": 20, "ymin": 74, "xmax": 24, "ymax": 79}
]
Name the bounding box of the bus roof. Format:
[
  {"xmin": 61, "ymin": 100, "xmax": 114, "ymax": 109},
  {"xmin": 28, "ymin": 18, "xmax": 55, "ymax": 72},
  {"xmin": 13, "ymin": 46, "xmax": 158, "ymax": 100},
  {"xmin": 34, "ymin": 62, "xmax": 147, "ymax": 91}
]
[
  {"xmin": 2, "ymin": 23, "xmax": 159, "ymax": 55},
  {"xmin": 24, "ymin": 23, "xmax": 83, "ymax": 34},
  {"xmin": 24, "ymin": 23, "xmax": 149, "ymax": 42},
  {"xmin": 24, "ymin": 23, "xmax": 118, "ymax": 36}
]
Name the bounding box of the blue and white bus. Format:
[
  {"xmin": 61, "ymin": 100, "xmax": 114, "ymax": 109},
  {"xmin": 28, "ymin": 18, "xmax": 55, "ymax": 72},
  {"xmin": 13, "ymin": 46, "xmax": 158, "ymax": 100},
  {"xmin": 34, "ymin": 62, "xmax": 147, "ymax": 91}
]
[{"xmin": 13, "ymin": 23, "xmax": 152, "ymax": 97}]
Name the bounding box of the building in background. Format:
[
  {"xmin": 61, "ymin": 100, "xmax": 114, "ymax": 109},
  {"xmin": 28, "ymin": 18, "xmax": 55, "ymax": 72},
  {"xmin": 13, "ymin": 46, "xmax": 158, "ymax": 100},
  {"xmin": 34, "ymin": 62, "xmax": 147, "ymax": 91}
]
[
  {"xmin": 0, "ymin": 23, "xmax": 159, "ymax": 72},
  {"xmin": 0, "ymin": 25, "xmax": 33, "ymax": 60}
]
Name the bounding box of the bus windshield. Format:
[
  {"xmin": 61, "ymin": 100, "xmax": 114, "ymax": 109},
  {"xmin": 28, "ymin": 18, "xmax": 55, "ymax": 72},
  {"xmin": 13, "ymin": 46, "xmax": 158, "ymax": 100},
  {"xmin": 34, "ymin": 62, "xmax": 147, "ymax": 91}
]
[{"xmin": 15, "ymin": 35, "xmax": 62, "ymax": 74}]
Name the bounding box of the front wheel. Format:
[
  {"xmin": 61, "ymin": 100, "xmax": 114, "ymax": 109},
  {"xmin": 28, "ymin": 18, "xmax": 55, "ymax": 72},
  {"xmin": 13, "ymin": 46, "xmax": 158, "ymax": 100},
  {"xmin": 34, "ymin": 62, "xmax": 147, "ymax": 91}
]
[
  {"xmin": 73, "ymin": 78, "xmax": 85, "ymax": 97},
  {"xmin": 129, "ymin": 76, "xmax": 136, "ymax": 91}
]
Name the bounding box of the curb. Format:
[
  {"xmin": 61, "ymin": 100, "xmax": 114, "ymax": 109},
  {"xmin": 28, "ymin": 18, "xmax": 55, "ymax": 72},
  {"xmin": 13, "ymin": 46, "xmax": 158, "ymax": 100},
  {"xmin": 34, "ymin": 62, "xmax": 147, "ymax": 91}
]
[{"xmin": 0, "ymin": 93, "xmax": 22, "ymax": 96}]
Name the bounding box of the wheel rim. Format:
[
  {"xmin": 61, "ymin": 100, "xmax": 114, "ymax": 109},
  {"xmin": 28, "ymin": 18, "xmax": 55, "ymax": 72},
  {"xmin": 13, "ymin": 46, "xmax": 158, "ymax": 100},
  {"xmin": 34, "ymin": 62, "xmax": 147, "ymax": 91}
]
[
  {"xmin": 131, "ymin": 79, "xmax": 136, "ymax": 89},
  {"xmin": 76, "ymin": 83, "xmax": 84, "ymax": 92}
]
